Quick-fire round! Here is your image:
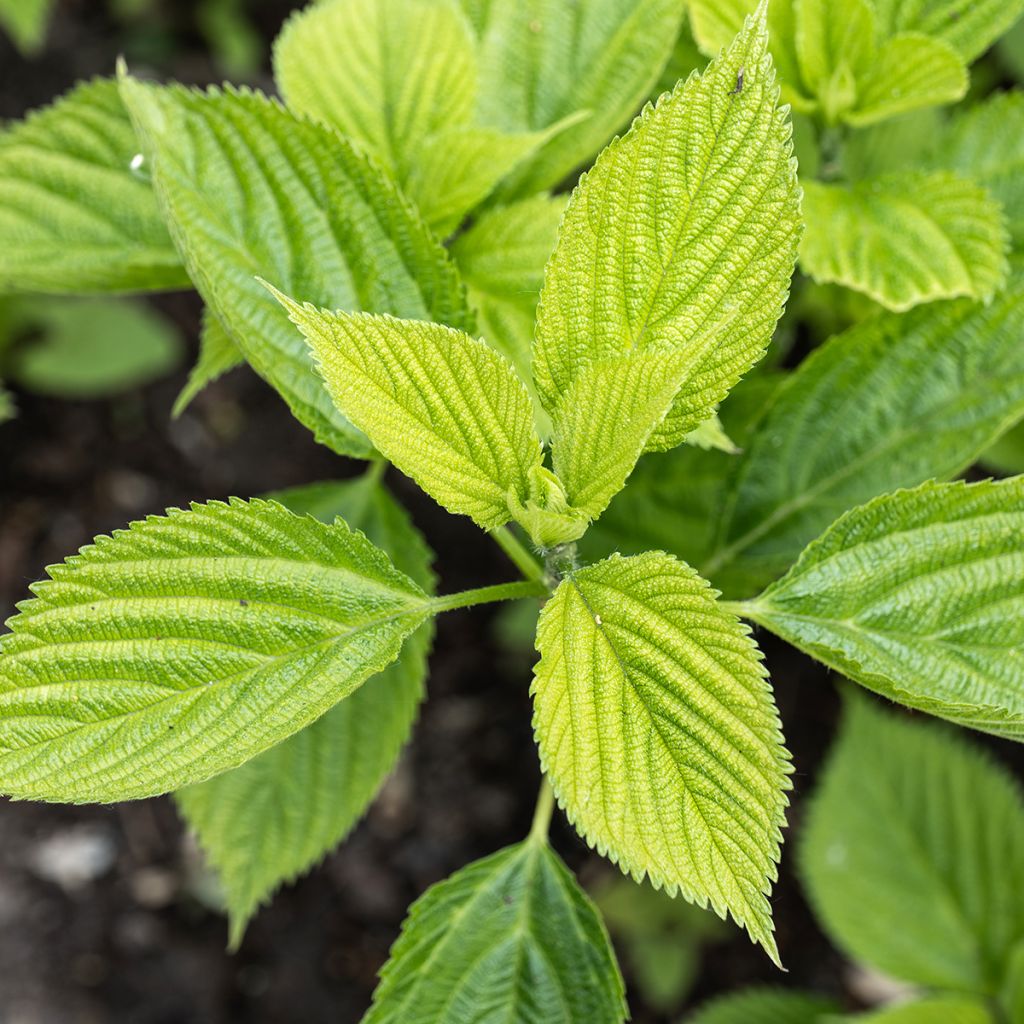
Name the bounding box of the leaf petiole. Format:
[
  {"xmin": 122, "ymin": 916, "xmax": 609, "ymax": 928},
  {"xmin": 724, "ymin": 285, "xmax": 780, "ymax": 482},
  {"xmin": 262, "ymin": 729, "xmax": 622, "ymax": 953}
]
[{"xmin": 428, "ymin": 579, "xmax": 548, "ymax": 615}]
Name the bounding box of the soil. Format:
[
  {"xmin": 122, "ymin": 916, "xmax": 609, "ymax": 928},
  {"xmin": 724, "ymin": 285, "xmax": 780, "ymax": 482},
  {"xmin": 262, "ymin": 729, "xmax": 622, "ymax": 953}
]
[{"xmin": 2, "ymin": 5, "xmax": 1023, "ymax": 1023}]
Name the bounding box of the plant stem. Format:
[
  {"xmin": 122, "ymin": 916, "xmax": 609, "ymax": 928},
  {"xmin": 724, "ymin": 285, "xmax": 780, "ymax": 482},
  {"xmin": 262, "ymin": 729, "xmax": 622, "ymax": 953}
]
[
  {"xmin": 529, "ymin": 777, "xmax": 555, "ymax": 843},
  {"xmin": 429, "ymin": 578, "xmax": 548, "ymax": 615},
  {"xmin": 491, "ymin": 525, "xmax": 549, "ymax": 586},
  {"xmin": 363, "ymin": 458, "xmax": 387, "ymax": 486}
]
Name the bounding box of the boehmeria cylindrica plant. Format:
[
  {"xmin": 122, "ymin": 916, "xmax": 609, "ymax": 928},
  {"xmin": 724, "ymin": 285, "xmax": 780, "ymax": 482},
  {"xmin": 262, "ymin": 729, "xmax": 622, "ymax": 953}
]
[{"xmin": 1, "ymin": 0, "xmax": 1024, "ymax": 1018}]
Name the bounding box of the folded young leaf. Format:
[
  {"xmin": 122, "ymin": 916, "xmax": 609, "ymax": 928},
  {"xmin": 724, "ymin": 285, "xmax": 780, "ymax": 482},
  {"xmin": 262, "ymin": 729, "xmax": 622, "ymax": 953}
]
[
  {"xmin": 872, "ymin": 0, "xmax": 1024, "ymax": 63},
  {"xmin": 274, "ymin": 297, "xmax": 546, "ymax": 534},
  {"xmin": 172, "ymin": 308, "xmax": 244, "ymax": 418},
  {"xmin": 801, "ymin": 696, "xmax": 1024, "ymax": 994},
  {"xmin": 686, "ymin": 988, "xmax": 836, "ymax": 1024},
  {"xmin": 0, "ymin": 499, "xmax": 434, "ymax": 803},
  {"xmin": 449, "ymin": 195, "xmax": 567, "ymax": 386},
  {"xmin": 703, "ymin": 271, "xmax": 1024, "ymax": 596},
  {"xmin": 0, "ymin": 0, "xmax": 52, "ymax": 53},
  {"xmin": 0, "ymin": 78, "xmax": 188, "ymax": 295},
  {"xmin": 800, "ymin": 171, "xmax": 1008, "ymax": 311},
  {"xmin": 533, "ymin": 550, "xmax": 790, "ymax": 962},
  {"xmin": 364, "ymin": 839, "xmax": 626, "ymax": 1024},
  {"xmin": 742, "ymin": 479, "xmax": 1024, "ymax": 740},
  {"xmin": 795, "ymin": 0, "xmax": 874, "ymax": 122},
  {"xmin": 533, "ymin": 5, "xmax": 801, "ymax": 452},
  {"xmin": 846, "ymin": 33, "xmax": 967, "ymax": 127},
  {"xmin": 469, "ymin": 0, "xmax": 687, "ymax": 198},
  {"xmin": 847, "ymin": 999, "xmax": 992, "ymax": 1024},
  {"xmin": 176, "ymin": 475, "xmax": 434, "ymax": 948},
  {"xmin": 119, "ymin": 76, "xmax": 472, "ymax": 459}
]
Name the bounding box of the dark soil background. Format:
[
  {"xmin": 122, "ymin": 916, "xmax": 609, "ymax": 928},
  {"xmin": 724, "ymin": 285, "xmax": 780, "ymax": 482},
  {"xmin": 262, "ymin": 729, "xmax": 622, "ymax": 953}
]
[{"xmin": 2, "ymin": 4, "xmax": 1022, "ymax": 1023}]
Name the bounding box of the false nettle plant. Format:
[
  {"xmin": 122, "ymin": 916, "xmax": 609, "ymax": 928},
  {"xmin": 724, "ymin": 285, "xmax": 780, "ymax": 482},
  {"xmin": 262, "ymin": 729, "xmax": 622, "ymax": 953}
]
[{"xmin": 1, "ymin": 0, "xmax": 1023, "ymax": 1018}]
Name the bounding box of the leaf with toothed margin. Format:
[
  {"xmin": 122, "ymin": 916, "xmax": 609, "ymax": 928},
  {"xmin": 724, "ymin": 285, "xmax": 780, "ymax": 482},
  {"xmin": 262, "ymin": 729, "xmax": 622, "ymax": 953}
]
[
  {"xmin": 173, "ymin": 308, "xmax": 244, "ymax": 417},
  {"xmin": 175, "ymin": 476, "xmax": 435, "ymax": 948},
  {"xmin": 118, "ymin": 74, "xmax": 473, "ymax": 459},
  {"xmin": 532, "ymin": 550, "xmax": 791, "ymax": 963},
  {"xmin": 0, "ymin": 498, "xmax": 434, "ymax": 803}
]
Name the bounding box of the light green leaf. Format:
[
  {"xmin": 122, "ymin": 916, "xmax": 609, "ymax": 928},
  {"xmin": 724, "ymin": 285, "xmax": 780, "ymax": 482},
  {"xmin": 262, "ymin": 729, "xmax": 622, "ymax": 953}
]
[
  {"xmin": 844, "ymin": 998, "xmax": 993, "ymax": 1024},
  {"xmin": 0, "ymin": 498, "xmax": 433, "ymax": 803},
  {"xmin": 176, "ymin": 475, "xmax": 434, "ymax": 948},
  {"xmin": 799, "ymin": 171, "xmax": 1008, "ymax": 311},
  {"xmin": 0, "ymin": 78, "xmax": 188, "ymax": 295},
  {"xmin": 274, "ymin": 297, "xmax": 550, "ymax": 536},
  {"xmin": 801, "ymin": 696, "xmax": 1024, "ymax": 994},
  {"xmin": 743, "ymin": 479, "xmax": 1024, "ymax": 740},
  {"xmin": 6, "ymin": 297, "xmax": 180, "ymax": 399},
  {"xmin": 532, "ymin": 550, "xmax": 790, "ymax": 962},
  {"xmin": 364, "ymin": 839, "xmax": 626, "ymax": 1024},
  {"xmin": 0, "ymin": 0, "xmax": 52, "ymax": 53},
  {"xmin": 469, "ymin": 0, "xmax": 688, "ymax": 198},
  {"xmin": 449, "ymin": 194, "xmax": 567, "ymax": 386},
  {"xmin": 119, "ymin": 77, "xmax": 472, "ymax": 459},
  {"xmin": 846, "ymin": 34, "xmax": 967, "ymax": 127},
  {"xmin": 702, "ymin": 271, "xmax": 1024, "ymax": 596},
  {"xmin": 685, "ymin": 413, "xmax": 739, "ymax": 453},
  {"xmin": 872, "ymin": 0, "xmax": 1024, "ymax": 62},
  {"xmin": 795, "ymin": 0, "xmax": 874, "ymax": 122},
  {"xmin": 686, "ymin": 988, "xmax": 836, "ymax": 1024},
  {"xmin": 532, "ymin": 7, "xmax": 801, "ymax": 452},
  {"xmin": 172, "ymin": 308, "xmax": 244, "ymax": 418}
]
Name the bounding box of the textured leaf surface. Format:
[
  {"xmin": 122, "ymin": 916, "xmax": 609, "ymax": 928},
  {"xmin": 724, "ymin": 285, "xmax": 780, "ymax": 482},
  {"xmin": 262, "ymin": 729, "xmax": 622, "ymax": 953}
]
[
  {"xmin": 0, "ymin": 78, "xmax": 188, "ymax": 295},
  {"xmin": 119, "ymin": 77, "xmax": 472, "ymax": 458},
  {"xmin": 744, "ymin": 479, "xmax": 1024, "ymax": 740},
  {"xmin": 533, "ymin": 8, "xmax": 801, "ymax": 451},
  {"xmin": 177, "ymin": 476, "xmax": 434, "ymax": 947},
  {"xmin": 172, "ymin": 308, "xmax": 244, "ymax": 417},
  {"xmin": 364, "ymin": 840, "xmax": 626, "ymax": 1024},
  {"xmin": 449, "ymin": 195, "xmax": 567, "ymax": 385},
  {"xmin": 872, "ymin": 0, "xmax": 1024, "ymax": 62},
  {"xmin": 800, "ymin": 171, "xmax": 1008, "ymax": 311},
  {"xmin": 533, "ymin": 551, "xmax": 790, "ymax": 961},
  {"xmin": 276, "ymin": 298, "xmax": 543, "ymax": 532},
  {"xmin": 469, "ymin": 0, "xmax": 687, "ymax": 197},
  {"xmin": 0, "ymin": 499, "xmax": 432, "ymax": 802},
  {"xmin": 686, "ymin": 988, "xmax": 835, "ymax": 1024},
  {"xmin": 802, "ymin": 696, "xmax": 1024, "ymax": 993},
  {"xmin": 702, "ymin": 273, "xmax": 1024, "ymax": 596}
]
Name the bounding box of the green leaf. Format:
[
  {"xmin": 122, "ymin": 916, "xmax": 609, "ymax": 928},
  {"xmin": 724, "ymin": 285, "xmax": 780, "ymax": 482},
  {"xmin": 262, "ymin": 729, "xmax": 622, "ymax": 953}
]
[
  {"xmin": 532, "ymin": 6, "xmax": 801, "ymax": 452},
  {"xmin": 0, "ymin": 0, "xmax": 52, "ymax": 53},
  {"xmin": 743, "ymin": 479, "xmax": 1024, "ymax": 740},
  {"xmin": 1002, "ymin": 942, "xmax": 1024, "ymax": 1023},
  {"xmin": 172, "ymin": 308, "xmax": 244, "ymax": 417},
  {"xmin": 844, "ymin": 999, "xmax": 993, "ymax": 1024},
  {"xmin": 449, "ymin": 195, "xmax": 567, "ymax": 385},
  {"xmin": 685, "ymin": 988, "xmax": 836, "ymax": 1024},
  {"xmin": 176, "ymin": 475, "xmax": 434, "ymax": 947},
  {"xmin": 6, "ymin": 297, "xmax": 181, "ymax": 399},
  {"xmin": 0, "ymin": 498, "xmax": 433, "ymax": 803},
  {"xmin": 273, "ymin": 297, "xmax": 552, "ymax": 536},
  {"xmin": 872, "ymin": 0, "xmax": 1024, "ymax": 62},
  {"xmin": 363, "ymin": 839, "xmax": 626, "ymax": 1024},
  {"xmin": 801, "ymin": 695, "xmax": 1024, "ymax": 994},
  {"xmin": 469, "ymin": 0, "xmax": 688, "ymax": 198},
  {"xmin": 685, "ymin": 413, "xmax": 739, "ymax": 454},
  {"xmin": 118, "ymin": 76, "xmax": 472, "ymax": 459},
  {"xmin": 702, "ymin": 271, "xmax": 1024, "ymax": 596},
  {"xmin": 532, "ymin": 550, "xmax": 790, "ymax": 962},
  {"xmin": 984, "ymin": 420, "xmax": 1024, "ymax": 476},
  {"xmin": 799, "ymin": 171, "xmax": 1008, "ymax": 311},
  {"xmin": 0, "ymin": 78, "xmax": 188, "ymax": 295},
  {"xmin": 0, "ymin": 383, "xmax": 14, "ymax": 423},
  {"xmin": 795, "ymin": 0, "xmax": 874, "ymax": 122}
]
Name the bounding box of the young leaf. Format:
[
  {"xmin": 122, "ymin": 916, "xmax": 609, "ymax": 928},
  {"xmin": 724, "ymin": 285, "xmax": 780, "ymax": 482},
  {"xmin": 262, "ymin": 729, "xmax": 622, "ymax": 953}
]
[
  {"xmin": 0, "ymin": 78, "xmax": 188, "ymax": 295},
  {"xmin": 800, "ymin": 171, "xmax": 1008, "ymax": 311},
  {"xmin": 469, "ymin": 0, "xmax": 687, "ymax": 198},
  {"xmin": 274, "ymin": 297, "xmax": 546, "ymax": 534},
  {"xmin": 0, "ymin": 499, "xmax": 433, "ymax": 802},
  {"xmin": 686, "ymin": 988, "xmax": 836, "ymax": 1024},
  {"xmin": 449, "ymin": 195, "xmax": 568, "ymax": 384},
  {"xmin": 0, "ymin": 0, "xmax": 52, "ymax": 54},
  {"xmin": 364, "ymin": 840, "xmax": 626, "ymax": 1024},
  {"xmin": 176, "ymin": 475, "xmax": 434, "ymax": 947},
  {"xmin": 703, "ymin": 271, "xmax": 1024, "ymax": 596},
  {"xmin": 172, "ymin": 308, "xmax": 244, "ymax": 417},
  {"xmin": 742, "ymin": 479, "xmax": 1024, "ymax": 740},
  {"xmin": 845, "ymin": 999, "xmax": 992, "ymax": 1024},
  {"xmin": 118, "ymin": 76, "xmax": 472, "ymax": 459},
  {"xmin": 801, "ymin": 696, "xmax": 1024, "ymax": 994},
  {"xmin": 532, "ymin": 6, "xmax": 801, "ymax": 452},
  {"xmin": 533, "ymin": 551, "xmax": 791, "ymax": 962},
  {"xmin": 872, "ymin": 0, "xmax": 1024, "ymax": 63}
]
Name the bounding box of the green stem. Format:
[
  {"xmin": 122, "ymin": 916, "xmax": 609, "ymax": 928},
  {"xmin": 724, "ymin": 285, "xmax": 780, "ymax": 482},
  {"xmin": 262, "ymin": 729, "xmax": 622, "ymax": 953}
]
[
  {"xmin": 718, "ymin": 598, "xmax": 758, "ymax": 620},
  {"xmin": 491, "ymin": 526, "xmax": 549, "ymax": 587},
  {"xmin": 363, "ymin": 458, "xmax": 387, "ymax": 486},
  {"xmin": 529, "ymin": 777, "xmax": 555, "ymax": 843},
  {"xmin": 429, "ymin": 578, "xmax": 548, "ymax": 615}
]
